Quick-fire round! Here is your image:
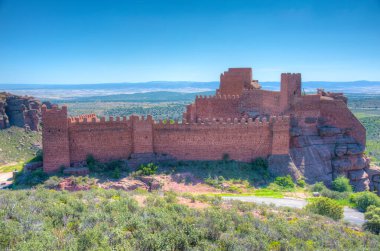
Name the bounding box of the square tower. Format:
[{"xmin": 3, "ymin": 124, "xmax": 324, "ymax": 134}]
[{"xmin": 280, "ymin": 73, "xmax": 301, "ymax": 112}]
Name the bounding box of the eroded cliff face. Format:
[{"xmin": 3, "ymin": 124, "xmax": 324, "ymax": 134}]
[
  {"xmin": 0, "ymin": 92, "xmax": 42, "ymax": 131},
  {"xmin": 290, "ymin": 117, "xmax": 372, "ymax": 191}
]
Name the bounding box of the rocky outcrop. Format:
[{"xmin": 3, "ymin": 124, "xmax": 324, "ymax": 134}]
[
  {"xmin": 268, "ymin": 154, "xmax": 302, "ymax": 180},
  {"xmin": 290, "ymin": 122, "xmax": 370, "ymax": 191},
  {"xmin": 0, "ymin": 92, "xmax": 45, "ymax": 131}
]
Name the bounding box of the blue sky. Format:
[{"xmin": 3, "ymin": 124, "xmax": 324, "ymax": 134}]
[{"xmin": 0, "ymin": 0, "xmax": 379, "ymax": 84}]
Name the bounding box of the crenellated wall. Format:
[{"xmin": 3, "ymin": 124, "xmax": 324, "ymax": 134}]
[
  {"xmin": 68, "ymin": 116, "xmax": 133, "ymax": 163},
  {"xmin": 42, "ymin": 105, "xmax": 290, "ymax": 172},
  {"xmin": 186, "ymin": 95, "xmax": 241, "ymax": 121},
  {"xmin": 153, "ymin": 117, "xmax": 289, "ymax": 161}
]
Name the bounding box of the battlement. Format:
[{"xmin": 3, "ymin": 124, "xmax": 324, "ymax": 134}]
[
  {"xmin": 196, "ymin": 94, "xmax": 240, "ymax": 100},
  {"xmin": 41, "ymin": 104, "xmax": 67, "ymax": 114},
  {"xmin": 218, "ymin": 68, "xmax": 253, "ymax": 95}
]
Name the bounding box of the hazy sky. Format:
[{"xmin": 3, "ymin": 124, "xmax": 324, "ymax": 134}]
[{"xmin": 0, "ymin": 0, "xmax": 379, "ymax": 84}]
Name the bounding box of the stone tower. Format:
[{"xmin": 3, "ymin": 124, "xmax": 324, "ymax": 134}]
[
  {"xmin": 42, "ymin": 105, "xmax": 70, "ymax": 172},
  {"xmin": 280, "ymin": 73, "xmax": 301, "ymax": 112}
]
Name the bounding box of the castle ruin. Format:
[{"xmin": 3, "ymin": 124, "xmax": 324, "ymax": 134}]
[{"xmin": 42, "ymin": 68, "xmax": 379, "ymax": 192}]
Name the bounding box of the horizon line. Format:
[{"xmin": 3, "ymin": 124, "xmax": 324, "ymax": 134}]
[{"xmin": 0, "ymin": 80, "xmax": 379, "ymax": 86}]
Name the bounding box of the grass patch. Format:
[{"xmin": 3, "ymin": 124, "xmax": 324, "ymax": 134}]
[
  {"xmin": 159, "ymin": 158, "xmax": 271, "ymax": 187},
  {"xmin": 252, "ymin": 188, "xmax": 284, "ymax": 198},
  {"xmin": 0, "ymin": 161, "xmax": 24, "ymax": 173},
  {"xmin": 0, "ymin": 127, "xmax": 41, "ymax": 166}
]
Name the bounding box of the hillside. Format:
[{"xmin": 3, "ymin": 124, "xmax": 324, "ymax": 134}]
[
  {"xmin": 0, "ymin": 127, "xmax": 41, "ymax": 167},
  {"xmin": 0, "ymin": 189, "xmax": 379, "ymax": 250}
]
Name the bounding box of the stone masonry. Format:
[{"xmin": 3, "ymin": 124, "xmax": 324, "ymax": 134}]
[{"xmin": 42, "ymin": 68, "xmax": 380, "ymax": 192}]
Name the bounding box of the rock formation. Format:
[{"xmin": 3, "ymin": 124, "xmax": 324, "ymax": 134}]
[{"xmin": 0, "ymin": 92, "xmax": 43, "ymax": 131}]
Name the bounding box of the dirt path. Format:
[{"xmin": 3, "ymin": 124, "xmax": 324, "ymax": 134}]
[
  {"xmin": 223, "ymin": 196, "xmax": 365, "ymax": 226},
  {"xmin": 0, "ymin": 172, "xmax": 13, "ymax": 188}
]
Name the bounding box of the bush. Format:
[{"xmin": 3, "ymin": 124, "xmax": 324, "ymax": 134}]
[
  {"xmin": 86, "ymin": 155, "xmax": 127, "ymax": 173},
  {"xmin": 112, "ymin": 168, "xmax": 121, "ymax": 179},
  {"xmin": 305, "ymin": 197, "xmax": 344, "ymax": 220},
  {"xmin": 86, "ymin": 154, "xmax": 96, "ymax": 167},
  {"xmin": 363, "ymin": 206, "xmax": 380, "ymax": 234},
  {"xmin": 332, "ymin": 176, "xmax": 352, "ymax": 193},
  {"xmin": 311, "ymin": 181, "xmax": 350, "ymax": 200},
  {"xmin": 43, "ymin": 176, "xmax": 62, "ymax": 189},
  {"xmin": 14, "ymin": 169, "xmax": 49, "ymax": 187},
  {"xmin": 319, "ymin": 189, "xmax": 350, "ymax": 201},
  {"xmin": 274, "ymin": 175, "xmax": 295, "ymax": 189},
  {"xmin": 137, "ymin": 163, "xmax": 158, "ymax": 176},
  {"xmin": 251, "ymin": 157, "xmax": 268, "ymax": 170},
  {"xmin": 297, "ymin": 179, "xmax": 306, "ymax": 188},
  {"xmin": 222, "ymin": 153, "xmax": 230, "ymax": 162},
  {"xmin": 311, "ymin": 182, "xmax": 326, "ymax": 192},
  {"xmin": 350, "ymin": 191, "xmax": 380, "ymax": 212}
]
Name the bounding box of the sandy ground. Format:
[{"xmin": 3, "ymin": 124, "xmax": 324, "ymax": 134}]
[{"xmin": 0, "ymin": 172, "xmax": 13, "ymax": 187}]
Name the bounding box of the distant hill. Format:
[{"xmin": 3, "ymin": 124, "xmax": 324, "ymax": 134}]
[
  {"xmin": 1, "ymin": 80, "xmax": 380, "ymax": 101},
  {"xmin": 52, "ymin": 91, "xmax": 215, "ymax": 103}
]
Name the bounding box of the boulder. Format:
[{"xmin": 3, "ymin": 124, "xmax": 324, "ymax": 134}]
[
  {"xmin": 332, "ymin": 156, "xmax": 367, "ymax": 172},
  {"xmin": 350, "ymin": 178, "xmax": 370, "ymax": 192},
  {"xmin": 332, "ymin": 158, "xmax": 352, "ymax": 171},
  {"xmin": 346, "ymin": 144, "xmax": 365, "ymax": 155},
  {"xmin": 335, "ymin": 144, "xmax": 347, "ymax": 157},
  {"xmin": 348, "ymin": 169, "xmax": 369, "ymax": 181},
  {"xmin": 318, "ymin": 126, "xmax": 341, "ymax": 137}
]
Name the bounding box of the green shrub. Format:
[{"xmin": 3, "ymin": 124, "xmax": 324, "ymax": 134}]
[
  {"xmin": 297, "ymin": 179, "xmax": 306, "ymax": 188},
  {"xmin": 311, "ymin": 182, "xmax": 326, "ymax": 192},
  {"xmin": 137, "ymin": 163, "xmax": 158, "ymax": 176},
  {"xmin": 350, "ymin": 191, "xmax": 380, "ymax": 212},
  {"xmin": 332, "ymin": 176, "xmax": 352, "ymax": 192},
  {"xmin": 14, "ymin": 169, "xmax": 49, "ymax": 187},
  {"xmin": 363, "ymin": 206, "xmax": 380, "ymax": 234},
  {"xmin": 112, "ymin": 168, "xmax": 121, "ymax": 179},
  {"xmin": 86, "ymin": 154, "xmax": 96, "ymax": 167},
  {"xmin": 274, "ymin": 175, "xmax": 295, "ymax": 189},
  {"xmin": 86, "ymin": 155, "xmax": 126, "ymax": 173},
  {"xmin": 251, "ymin": 157, "xmax": 268, "ymax": 170},
  {"xmin": 43, "ymin": 176, "xmax": 62, "ymax": 189},
  {"xmin": 319, "ymin": 189, "xmax": 350, "ymax": 201},
  {"xmin": 106, "ymin": 160, "xmax": 125, "ymax": 171},
  {"xmin": 164, "ymin": 191, "xmax": 178, "ymax": 203},
  {"xmin": 222, "ymin": 153, "xmax": 230, "ymax": 162},
  {"xmin": 305, "ymin": 197, "xmax": 344, "ymax": 220}
]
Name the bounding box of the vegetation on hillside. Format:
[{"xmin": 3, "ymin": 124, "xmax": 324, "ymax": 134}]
[
  {"xmin": 305, "ymin": 197, "xmax": 344, "ymax": 220},
  {"xmin": 0, "ymin": 127, "xmax": 41, "ymax": 168},
  {"xmin": 63, "ymin": 101, "xmax": 188, "ymax": 119},
  {"xmin": 0, "ymin": 189, "xmax": 379, "ymax": 250}
]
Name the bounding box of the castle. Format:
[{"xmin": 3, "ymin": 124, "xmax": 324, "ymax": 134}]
[{"xmin": 42, "ymin": 68, "xmax": 380, "ymax": 192}]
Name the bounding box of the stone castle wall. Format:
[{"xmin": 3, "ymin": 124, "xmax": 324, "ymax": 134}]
[{"xmin": 42, "ymin": 105, "xmax": 290, "ymax": 172}]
